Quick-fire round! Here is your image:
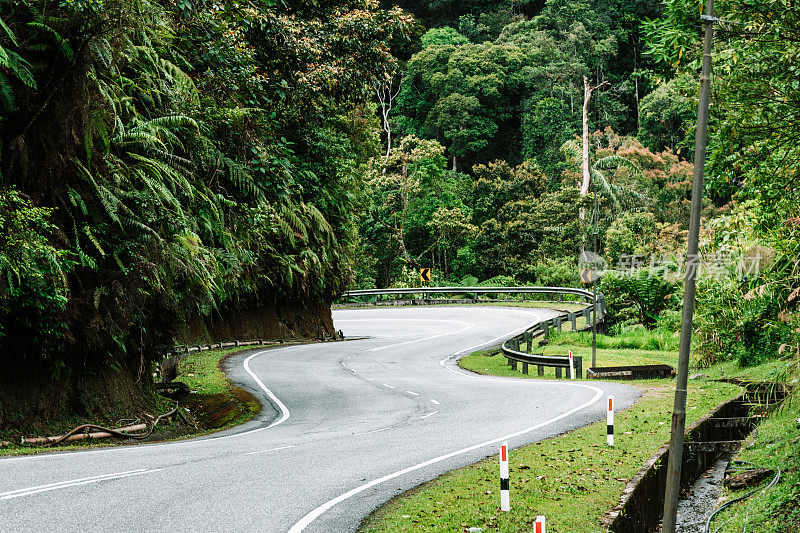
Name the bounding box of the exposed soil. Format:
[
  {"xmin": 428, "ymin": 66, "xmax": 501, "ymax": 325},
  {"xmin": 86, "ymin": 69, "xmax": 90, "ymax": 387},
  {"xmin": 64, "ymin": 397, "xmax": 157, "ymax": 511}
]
[{"xmin": 0, "ymin": 300, "xmax": 332, "ymax": 439}]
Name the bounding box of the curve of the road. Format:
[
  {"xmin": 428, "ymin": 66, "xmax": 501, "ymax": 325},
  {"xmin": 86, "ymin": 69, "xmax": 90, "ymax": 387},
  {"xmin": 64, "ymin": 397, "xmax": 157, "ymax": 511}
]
[{"xmin": 0, "ymin": 306, "xmax": 640, "ymax": 532}]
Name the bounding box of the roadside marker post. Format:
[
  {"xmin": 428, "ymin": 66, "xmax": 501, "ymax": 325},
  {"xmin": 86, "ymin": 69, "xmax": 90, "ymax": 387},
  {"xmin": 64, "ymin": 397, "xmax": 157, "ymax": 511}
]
[
  {"xmin": 607, "ymin": 396, "xmax": 614, "ymax": 447},
  {"xmin": 499, "ymin": 441, "xmax": 510, "ymax": 512},
  {"xmin": 568, "ymin": 350, "xmax": 575, "ymax": 379},
  {"xmin": 534, "ymin": 515, "xmax": 546, "ymax": 533}
]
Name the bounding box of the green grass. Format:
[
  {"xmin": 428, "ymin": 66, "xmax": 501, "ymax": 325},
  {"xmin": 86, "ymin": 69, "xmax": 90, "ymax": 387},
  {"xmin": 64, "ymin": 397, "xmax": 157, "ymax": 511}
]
[
  {"xmin": 460, "ymin": 345, "xmax": 679, "ymax": 380},
  {"xmin": 709, "ymin": 394, "xmax": 800, "ymax": 533},
  {"xmin": 178, "ymin": 347, "xmax": 246, "ymax": 394},
  {"xmin": 360, "ymin": 380, "xmax": 742, "ymax": 533},
  {"xmin": 550, "ymin": 326, "xmax": 679, "ymax": 352}
]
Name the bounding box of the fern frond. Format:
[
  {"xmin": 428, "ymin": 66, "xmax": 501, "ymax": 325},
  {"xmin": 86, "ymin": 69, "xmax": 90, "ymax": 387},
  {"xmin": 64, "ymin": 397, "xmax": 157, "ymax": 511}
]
[{"xmin": 25, "ymin": 22, "xmax": 74, "ymax": 61}]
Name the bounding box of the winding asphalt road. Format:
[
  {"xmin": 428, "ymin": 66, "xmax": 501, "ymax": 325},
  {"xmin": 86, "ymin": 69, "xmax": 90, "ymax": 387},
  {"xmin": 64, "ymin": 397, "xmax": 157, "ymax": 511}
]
[{"xmin": 0, "ymin": 306, "xmax": 639, "ymax": 532}]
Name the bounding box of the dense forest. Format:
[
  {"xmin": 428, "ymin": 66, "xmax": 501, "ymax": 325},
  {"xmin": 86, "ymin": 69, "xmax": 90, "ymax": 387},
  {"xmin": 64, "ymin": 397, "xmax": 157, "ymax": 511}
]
[{"xmin": 1, "ymin": 0, "xmax": 798, "ymax": 422}]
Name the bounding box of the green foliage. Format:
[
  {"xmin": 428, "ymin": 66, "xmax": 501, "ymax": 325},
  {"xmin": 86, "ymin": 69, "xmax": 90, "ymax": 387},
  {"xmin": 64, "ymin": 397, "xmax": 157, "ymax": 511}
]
[
  {"xmin": 638, "ymin": 78, "xmax": 695, "ymax": 154},
  {"xmin": 600, "ymin": 268, "xmax": 679, "ymax": 330},
  {"xmin": 551, "ymin": 324, "xmax": 679, "ymax": 352},
  {"xmin": 605, "ymin": 212, "xmax": 658, "ymax": 263},
  {"xmin": 0, "ymin": 0, "xmax": 413, "ymax": 378},
  {"xmin": 531, "ymin": 258, "xmax": 580, "ymax": 288},
  {"xmin": 393, "ymin": 0, "xmax": 654, "ymax": 171},
  {"xmin": 420, "ymin": 27, "xmax": 469, "ymax": 47},
  {"xmin": 644, "ymin": 0, "xmax": 800, "ymax": 367},
  {"xmin": 0, "ymin": 189, "xmax": 73, "ymax": 373}
]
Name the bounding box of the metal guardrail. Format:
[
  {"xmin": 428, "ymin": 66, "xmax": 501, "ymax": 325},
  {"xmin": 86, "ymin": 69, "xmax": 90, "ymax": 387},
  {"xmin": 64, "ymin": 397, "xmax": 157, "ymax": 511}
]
[
  {"xmin": 342, "ymin": 287, "xmax": 604, "ymax": 315},
  {"xmin": 501, "ymin": 308, "xmax": 594, "ymax": 379},
  {"xmin": 344, "ymin": 286, "xmax": 601, "ymax": 300},
  {"xmin": 342, "ymin": 286, "xmax": 605, "ymax": 380}
]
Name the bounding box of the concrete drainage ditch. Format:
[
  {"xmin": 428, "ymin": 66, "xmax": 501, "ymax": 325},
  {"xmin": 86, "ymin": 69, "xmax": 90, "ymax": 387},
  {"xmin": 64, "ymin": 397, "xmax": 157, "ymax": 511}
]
[{"xmin": 602, "ymin": 383, "xmax": 787, "ymax": 533}]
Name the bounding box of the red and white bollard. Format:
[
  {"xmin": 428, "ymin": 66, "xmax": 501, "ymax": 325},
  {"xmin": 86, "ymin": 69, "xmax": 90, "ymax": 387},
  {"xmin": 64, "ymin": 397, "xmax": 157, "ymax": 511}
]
[
  {"xmin": 534, "ymin": 515, "xmax": 546, "ymax": 533},
  {"xmin": 500, "ymin": 441, "xmax": 510, "ymax": 511},
  {"xmin": 607, "ymin": 395, "xmax": 615, "ymax": 447},
  {"xmin": 568, "ymin": 350, "xmax": 575, "ymax": 379}
]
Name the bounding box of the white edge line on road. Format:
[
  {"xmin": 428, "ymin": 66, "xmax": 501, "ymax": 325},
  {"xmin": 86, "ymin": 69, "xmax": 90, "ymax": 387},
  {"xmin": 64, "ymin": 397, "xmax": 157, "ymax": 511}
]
[
  {"xmin": 288, "ymin": 381, "xmax": 603, "ymax": 533},
  {"xmin": 430, "ymin": 399, "xmax": 440, "ymax": 405},
  {"xmin": 405, "ymin": 391, "xmax": 419, "ymax": 396},
  {"xmin": 0, "ymin": 468, "xmax": 162, "ymax": 501},
  {"xmin": 244, "ymin": 445, "xmax": 296, "ymax": 456},
  {"xmin": 420, "ymin": 411, "xmax": 438, "ymax": 419},
  {"xmin": 382, "ymin": 384, "xmax": 396, "ymax": 389}
]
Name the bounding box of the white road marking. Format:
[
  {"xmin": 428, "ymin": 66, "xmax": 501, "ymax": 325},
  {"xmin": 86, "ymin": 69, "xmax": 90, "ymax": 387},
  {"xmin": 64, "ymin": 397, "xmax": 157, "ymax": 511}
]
[
  {"xmin": 0, "ymin": 469, "xmax": 162, "ymax": 501},
  {"xmin": 288, "ymin": 382, "xmax": 603, "ymax": 533},
  {"xmin": 244, "ymin": 445, "xmax": 296, "ymax": 456},
  {"xmin": 355, "ymin": 427, "xmax": 394, "ymax": 436},
  {"xmin": 358, "ymin": 320, "xmax": 472, "ymax": 352},
  {"xmin": 420, "ymin": 411, "xmax": 438, "ymax": 419},
  {"xmin": 430, "ymin": 399, "xmax": 440, "ymax": 405},
  {"xmin": 242, "ymin": 350, "xmax": 291, "ymax": 431},
  {"xmin": 382, "ymin": 384, "xmax": 396, "ymax": 389},
  {"xmin": 405, "ymin": 391, "xmax": 419, "ymax": 396}
]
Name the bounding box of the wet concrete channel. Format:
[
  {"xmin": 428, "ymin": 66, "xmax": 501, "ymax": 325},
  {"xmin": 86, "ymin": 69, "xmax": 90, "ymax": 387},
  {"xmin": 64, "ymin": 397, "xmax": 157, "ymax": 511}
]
[
  {"xmin": 604, "ymin": 383, "xmax": 787, "ymax": 533},
  {"xmin": 672, "ymin": 457, "xmax": 729, "ymax": 532}
]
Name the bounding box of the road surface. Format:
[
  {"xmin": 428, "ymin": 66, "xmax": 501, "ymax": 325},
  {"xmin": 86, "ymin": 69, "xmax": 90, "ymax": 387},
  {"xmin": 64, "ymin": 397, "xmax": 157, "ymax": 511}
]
[{"xmin": 0, "ymin": 306, "xmax": 639, "ymax": 532}]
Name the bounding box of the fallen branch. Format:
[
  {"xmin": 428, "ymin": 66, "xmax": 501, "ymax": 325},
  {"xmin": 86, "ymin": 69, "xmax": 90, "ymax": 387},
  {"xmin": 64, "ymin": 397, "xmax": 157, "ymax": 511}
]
[{"xmin": 18, "ymin": 403, "xmax": 194, "ymax": 447}]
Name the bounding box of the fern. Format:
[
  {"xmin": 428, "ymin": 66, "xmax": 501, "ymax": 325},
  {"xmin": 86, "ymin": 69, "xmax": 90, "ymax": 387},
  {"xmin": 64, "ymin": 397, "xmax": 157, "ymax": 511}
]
[{"xmin": 25, "ymin": 22, "xmax": 74, "ymax": 61}]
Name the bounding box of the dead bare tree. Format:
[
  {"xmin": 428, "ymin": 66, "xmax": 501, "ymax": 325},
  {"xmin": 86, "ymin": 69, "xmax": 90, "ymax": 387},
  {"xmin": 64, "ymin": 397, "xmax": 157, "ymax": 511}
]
[{"xmin": 375, "ymin": 75, "xmax": 403, "ymax": 157}]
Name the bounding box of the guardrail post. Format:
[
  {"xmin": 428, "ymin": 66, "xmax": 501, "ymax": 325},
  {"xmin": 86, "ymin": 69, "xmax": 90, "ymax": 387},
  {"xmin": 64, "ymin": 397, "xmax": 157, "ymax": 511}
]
[
  {"xmin": 582, "ymin": 308, "xmax": 592, "ymax": 325},
  {"xmin": 576, "ymin": 356, "xmax": 583, "ymax": 379},
  {"xmin": 539, "ymin": 321, "xmax": 550, "ymax": 340},
  {"xmin": 555, "ymin": 366, "xmax": 562, "ymax": 379},
  {"xmin": 538, "ymin": 364, "xmax": 544, "ymax": 376},
  {"xmin": 522, "ymin": 362, "xmax": 529, "ymax": 374},
  {"xmin": 569, "ymin": 312, "xmax": 576, "ymax": 330},
  {"xmin": 554, "ymin": 316, "xmax": 562, "ymax": 333}
]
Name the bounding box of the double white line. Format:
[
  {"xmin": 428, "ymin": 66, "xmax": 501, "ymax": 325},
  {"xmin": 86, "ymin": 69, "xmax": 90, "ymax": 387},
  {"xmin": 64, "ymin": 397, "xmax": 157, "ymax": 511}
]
[{"xmin": 0, "ymin": 469, "xmax": 161, "ymax": 501}]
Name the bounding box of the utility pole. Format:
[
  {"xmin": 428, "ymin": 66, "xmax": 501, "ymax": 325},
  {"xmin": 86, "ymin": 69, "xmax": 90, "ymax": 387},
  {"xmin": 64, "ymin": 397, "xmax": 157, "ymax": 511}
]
[
  {"xmin": 592, "ymin": 188, "xmax": 598, "ymax": 369},
  {"xmin": 662, "ymin": 2, "xmax": 716, "ymax": 531}
]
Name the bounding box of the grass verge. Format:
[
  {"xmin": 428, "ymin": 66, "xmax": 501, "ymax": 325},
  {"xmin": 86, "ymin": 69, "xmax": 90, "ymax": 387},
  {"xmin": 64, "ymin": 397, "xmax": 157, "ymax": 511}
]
[
  {"xmin": 359, "ymin": 379, "xmax": 741, "ymax": 533},
  {"xmin": 459, "ymin": 345, "xmax": 678, "ymax": 380}
]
